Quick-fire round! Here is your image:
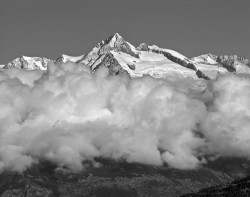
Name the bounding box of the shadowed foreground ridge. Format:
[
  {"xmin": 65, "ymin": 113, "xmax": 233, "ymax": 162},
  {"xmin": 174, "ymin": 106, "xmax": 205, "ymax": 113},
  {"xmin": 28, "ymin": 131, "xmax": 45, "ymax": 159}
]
[
  {"xmin": 182, "ymin": 176, "xmax": 250, "ymax": 197},
  {"xmin": 1, "ymin": 158, "xmax": 250, "ymax": 197}
]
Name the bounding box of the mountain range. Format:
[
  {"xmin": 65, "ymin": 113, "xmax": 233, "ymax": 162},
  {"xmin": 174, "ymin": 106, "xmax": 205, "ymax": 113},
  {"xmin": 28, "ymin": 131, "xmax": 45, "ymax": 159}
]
[
  {"xmin": 2, "ymin": 33, "xmax": 250, "ymax": 81},
  {"xmin": 1, "ymin": 33, "xmax": 250, "ymax": 197}
]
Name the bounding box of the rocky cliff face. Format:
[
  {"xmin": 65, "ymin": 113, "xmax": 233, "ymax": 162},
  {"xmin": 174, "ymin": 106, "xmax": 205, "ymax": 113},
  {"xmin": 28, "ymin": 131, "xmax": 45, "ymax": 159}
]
[
  {"xmin": 93, "ymin": 52, "xmax": 129, "ymax": 76},
  {"xmin": 104, "ymin": 33, "xmax": 139, "ymax": 58},
  {"xmin": 217, "ymin": 54, "xmax": 250, "ymax": 66},
  {"xmin": 216, "ymin": 55, "xmax": 250, "ymax": 72},
  {"xmin": 79, "ymin": 33, "xmax": 140, "ymax": 70}
]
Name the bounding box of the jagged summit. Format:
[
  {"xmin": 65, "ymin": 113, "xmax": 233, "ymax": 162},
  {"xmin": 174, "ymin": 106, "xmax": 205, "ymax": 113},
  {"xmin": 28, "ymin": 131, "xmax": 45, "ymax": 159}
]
[
  {"xmin": 192, "ymin": 53, "xmax": 250, "ymax": 75},
  {"xmin": 92, "ymin": 33, "xmax": 139, "ymax": 57},
  {"xmin": 136, "ymin": 43, "xmax": 149, "ymax": 51},
  {"xmin": 192, "ymin": 53, "xmax": 250, "ymax": 66},
  {"xmin": 103, "ymin": 33, "xmax": 124, "ymax": 47},
  {"xmin": 2, "ymin": 33, "xmax": 250, "ymax": 81},
  {"xmin": 75, "ymin": 33, "xmax": 209, "ymax": 79},
  {"xmin": 4, "ymin": 56, "xmax": 52, "ymax": 70},
  {"xmin": 0, "ymin": 33, "xmax": 213, "ymax": 80},
  {"xmin": 217, "ymin": 54, "xmax": 250, "ymax": 65},
  {"xmin": 77, "ymin": 33, "xmax": 140, "ymax": 71},
  {"xmin": 192, "ymin": 53, "xmax": 218, "ymax": 65}
]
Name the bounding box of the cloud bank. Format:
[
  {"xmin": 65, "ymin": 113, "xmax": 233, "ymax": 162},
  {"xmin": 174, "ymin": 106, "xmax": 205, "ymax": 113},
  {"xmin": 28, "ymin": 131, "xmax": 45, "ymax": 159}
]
[{"xmin": 0, "ymin": 62, "xmax": 250, "ymax": 172}]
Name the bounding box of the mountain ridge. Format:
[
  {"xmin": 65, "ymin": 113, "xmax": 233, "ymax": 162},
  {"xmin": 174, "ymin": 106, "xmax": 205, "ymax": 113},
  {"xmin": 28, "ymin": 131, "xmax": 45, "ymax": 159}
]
[
  {"xmin": 1, "ymin": 33, "xmax": 250, "ymax": 197},
  {"xmin": 2, "ymin": 33, "xmax": 250, "ymax": 80}
]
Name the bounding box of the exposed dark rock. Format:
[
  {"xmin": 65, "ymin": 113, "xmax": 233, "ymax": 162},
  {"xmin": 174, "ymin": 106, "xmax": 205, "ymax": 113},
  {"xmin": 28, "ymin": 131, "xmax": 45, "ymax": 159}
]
[
  {"xmin": 186, "ymin": 63, "xmax": 197, "ymax": 70},
  {"xmin": 98, "ymin": 33, "xmax": 139, "ymax": 58},
  {"xmin": 150, "ymin": 48, "xmax": 210, "ymax": 80},
  {"xmin": 219, "ymin": 62, "xmax": 237, "ymax": 72},
  {"xmin": 127, "ymin": 63, "xmax": 136, "ymax": 70},
  {"xmin": 54, "ymin": 55, "xmax": 64, "ymax": 64},
  {"xmin": 151, "ymin": 49, "xmax": 196, "ymax": 70},
  {"xmin": 93, "ymin": 52, "xmax": 129, "ymax": 76},
  {"xmin": 196, "ymin": 70, "xmax": 210, "ymax": 80},
  {"xmin": 217, "ymin": 55, "xmax": 250, "ymax": 66},
  {"xmin": 216, "ymin": 55, "xmax": 250, "ymax": 72}
]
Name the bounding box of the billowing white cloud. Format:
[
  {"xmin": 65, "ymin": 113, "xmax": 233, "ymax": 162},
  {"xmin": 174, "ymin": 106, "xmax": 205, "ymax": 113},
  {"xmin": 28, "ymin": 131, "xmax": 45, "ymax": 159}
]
[
  {"xmin": 0, "ymin": 63, "xmax": 250, "ymax": 173},
  {"xmin": 201, "ymin": 74, "xmax": 250, "ymax": 158}
]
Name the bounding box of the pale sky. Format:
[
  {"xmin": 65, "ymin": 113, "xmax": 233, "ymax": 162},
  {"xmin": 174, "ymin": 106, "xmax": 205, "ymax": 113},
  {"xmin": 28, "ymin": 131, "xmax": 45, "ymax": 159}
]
[{"xmin": 1, "ymin": 0, "xmax": 250, "ymax": 64}]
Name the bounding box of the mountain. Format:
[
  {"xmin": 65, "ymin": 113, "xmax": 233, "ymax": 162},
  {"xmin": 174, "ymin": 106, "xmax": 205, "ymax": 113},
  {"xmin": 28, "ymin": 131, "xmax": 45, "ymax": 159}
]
[
  {"xmin": 192, "ymin": 53, "xmax": 250, "ymax": 79},
  {"xmin": 217, "ymin": 54, "xmax": 250, "ymax": 73},
  {"xmin": 2, "ymin": 34, "xmax": 250, "ymax": 197},
  {"xmin": 2, "ymin": 34, "xmax": 250, "ymax": 82},
  {"xmin": 4, "ymin": 56, "xmax": 52, "ymax": 70},
  {"xmin": 55, "ymin": 54, "xmax": 85, "ymax": 64},
  {"xmin": 68, "ymin": 33, "xmax": 209, "ymax": 79},
  {"xmin": 1, "ymin": 33, "xmax": 210, "ymax": 80},
  {"xmin": 192, "ymin": 53, "xmax": 218, "ymax": 65}
]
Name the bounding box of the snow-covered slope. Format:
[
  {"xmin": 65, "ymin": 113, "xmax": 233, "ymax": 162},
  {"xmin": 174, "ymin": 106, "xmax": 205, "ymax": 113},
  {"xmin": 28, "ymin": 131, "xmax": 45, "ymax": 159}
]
[
  {"xmin": 72, "ymin": 33, "xmax": 209, "ymax": 79},
  {"xmin": 192, "ymin": 53, "xmax": 218, "ymax": 65},
  {"xmin": 112, "ymin": 50, "xmax": 200, "ymax": 79},
  {"xmin": 0, "ymin": 34, "xmax": 210, "ymax": 80},
  {"xmin": 55, "ymin": 54, "xmax": 85, "ymax": 64},
  {"xmin": 217, "ymin": 55, "xmax": 250, "ymax": 73},
  {"xmin": 2, "ymin": 33, "xmax": 250, "ymax": 81},
  {"xmin": 194, "ymin": 63, "xmax": 228, "ymax": 79},
  {"xmin": 192, "ymin": 54, "xmax": 250, "ymax": 79},
  {"xmin": 4, "ymin": 56, "xmax": 52, "ymax": 70}
]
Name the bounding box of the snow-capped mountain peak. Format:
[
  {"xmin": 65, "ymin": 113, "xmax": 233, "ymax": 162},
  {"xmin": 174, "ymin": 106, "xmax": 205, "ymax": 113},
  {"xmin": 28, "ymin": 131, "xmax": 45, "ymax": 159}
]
[
  {"xmin": 1, "ymin": 33, "xmax": 211, "ymax": 80},
  {"xmin": 104, "ymin": 32, "xmax": 123, "ymax": 48},
  {"xmin": 192, "ymin": 53, "xmax": 250, "ymax": 68},
  {"xmin": 4, "ymin": 56, "xmax": 52, "ymax": 70},
  {"xmin": 217, "ymin": 54, "xmax": 250, "ymax": 66},
  {"xmin": 78, "ymin": 33, "xmax": 140, "ymax": 70},
  {"xmin": 96, "ymin": 33, "xmax": 139, "ymax": 57},
  {"xmin": 55, "ymin": 54, "xmax": 85, "ymax": 64},
  {"xmin": 192, "ymin": 53, "xmax": 250, "ymax": 79},
  {"xmin": 3, "ymin": 33, "xmax": 250, "ymax": 82},
  {"xmin": 191, "ymin": 53, "xmax": 218, "ymax": 65}
]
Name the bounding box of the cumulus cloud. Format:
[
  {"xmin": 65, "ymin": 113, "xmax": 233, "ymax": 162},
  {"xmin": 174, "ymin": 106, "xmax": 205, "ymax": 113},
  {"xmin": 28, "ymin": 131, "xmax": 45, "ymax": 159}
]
[
  {"xmin": 0, "ymin": 62, "xmax": 250, "ymax": 173},
  {"xmin": 1, "ymin": 68, "xmax": 44, "ymax": 86},
  {"xmin": 201, "ymin": 74, "xmax": 250, "ymax": 157}
]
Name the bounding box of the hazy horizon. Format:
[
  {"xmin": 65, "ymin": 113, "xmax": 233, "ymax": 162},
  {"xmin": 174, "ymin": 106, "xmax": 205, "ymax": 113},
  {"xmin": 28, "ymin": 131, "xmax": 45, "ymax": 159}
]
[{"xmin": 1, "ymin": 0, "xmax": 250, "ymax": 64}]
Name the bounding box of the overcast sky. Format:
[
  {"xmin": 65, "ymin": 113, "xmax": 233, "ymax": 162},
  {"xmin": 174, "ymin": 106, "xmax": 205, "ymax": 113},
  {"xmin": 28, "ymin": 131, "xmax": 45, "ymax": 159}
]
[{"xmin": 1, "ymin": 0, "xmax": 249, "ymax": 64}]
